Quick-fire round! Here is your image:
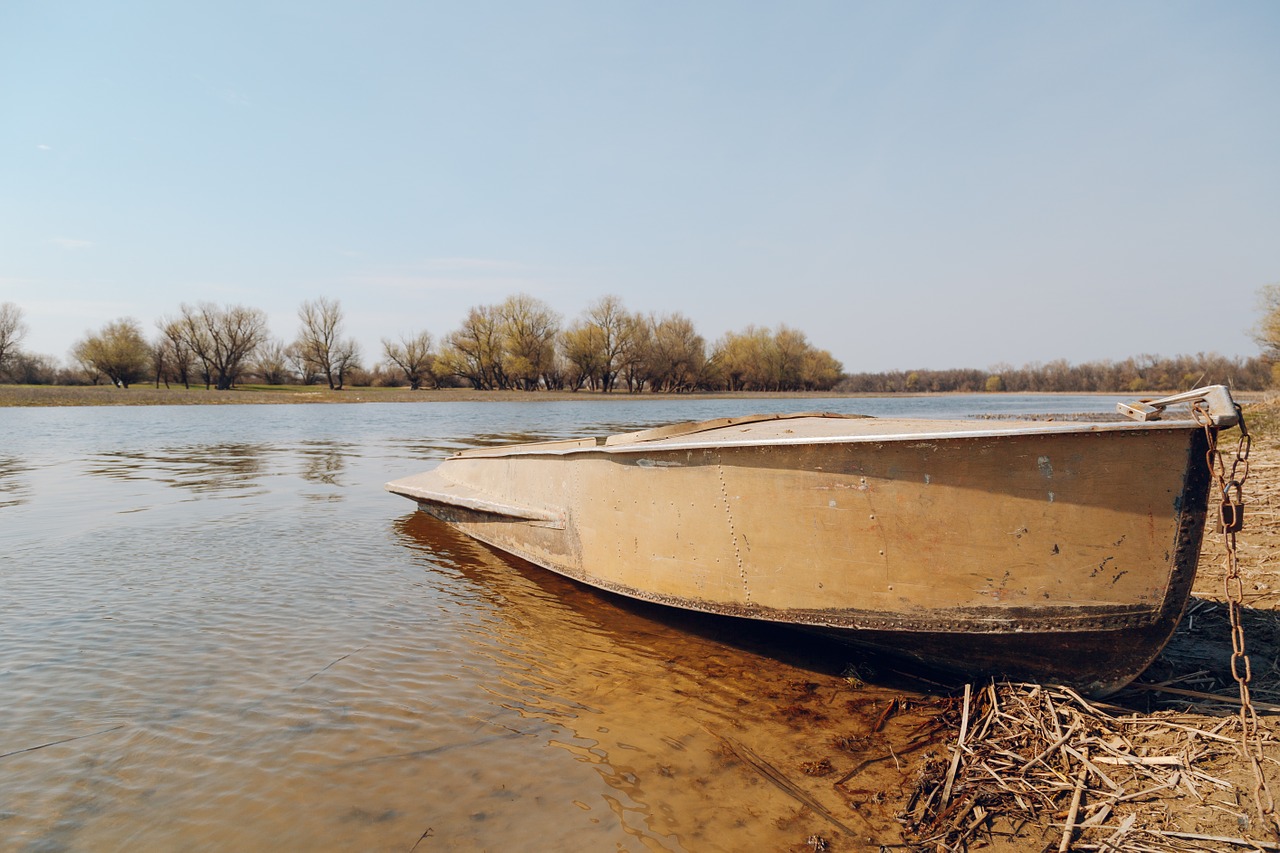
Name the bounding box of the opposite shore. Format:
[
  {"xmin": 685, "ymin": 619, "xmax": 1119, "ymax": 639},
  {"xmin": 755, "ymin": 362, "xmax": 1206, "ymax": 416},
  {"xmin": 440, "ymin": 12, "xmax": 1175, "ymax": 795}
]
[{"xmin": 0, "ymin": 384, "xmax": 1196, "ymax": 408}]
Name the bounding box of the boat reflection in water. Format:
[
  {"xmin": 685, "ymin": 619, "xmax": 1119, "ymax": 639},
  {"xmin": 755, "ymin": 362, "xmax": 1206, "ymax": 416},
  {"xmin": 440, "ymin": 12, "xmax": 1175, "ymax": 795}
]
[{"xmin": 393, "ymin": 510, "xmax": 937, "ymax": 851}]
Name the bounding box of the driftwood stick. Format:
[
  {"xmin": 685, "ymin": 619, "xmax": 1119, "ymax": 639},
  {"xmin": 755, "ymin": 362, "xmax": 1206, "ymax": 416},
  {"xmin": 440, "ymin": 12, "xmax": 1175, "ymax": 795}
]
[
  {"xmin": 1149, "ymin": 829, "xmax": 1280, "ymax": 850},
  {"xmin": 941, "ymin": 684, "xmax": 972, "ymax": 807},
  {"xmin": 873, "ymin": 697, "xmax": 897, "ymax": 733},
  {"xmin": 1128, "ymin": 683, "xmax": 1280, "ymax": 713},
  {"xmin": 1058, "ymin": 747, "xmax": 1089, "ymax": 853}
]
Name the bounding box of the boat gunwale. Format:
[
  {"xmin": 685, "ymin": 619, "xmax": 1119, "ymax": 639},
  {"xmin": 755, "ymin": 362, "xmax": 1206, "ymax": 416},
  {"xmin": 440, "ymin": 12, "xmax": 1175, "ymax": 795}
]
[{"xmin": 448, "ymin": 415, "xmax": 1206, "ymax": 459}]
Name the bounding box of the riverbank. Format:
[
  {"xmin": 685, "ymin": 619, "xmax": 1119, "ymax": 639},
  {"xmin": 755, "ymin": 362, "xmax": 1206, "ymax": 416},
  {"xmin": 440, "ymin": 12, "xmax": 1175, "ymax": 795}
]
[
  {"xmin": 0, "ymin": 384, "xmax": 889, "ymax": 407},
  {"xmin": 0, "ymin": 383, "xmax": 1226, "ymax": 408}
]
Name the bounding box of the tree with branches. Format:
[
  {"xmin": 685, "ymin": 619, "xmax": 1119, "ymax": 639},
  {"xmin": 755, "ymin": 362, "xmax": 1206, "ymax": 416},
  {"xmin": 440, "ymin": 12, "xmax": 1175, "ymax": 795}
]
[
  {"xmin": 294, "ymin": 297, "xmax": 359, "ymax": 390},
  {"xmin": 1254, "ymin": 283, "xmax": 1280, "ymax": 374},
  {"xmin": 498, "ymin": 294, "xmax": 560, "ymax": 390},
  {"xmin": 254, "ymin": 339, "xmax": 293, "ymax": 385},
  {"xmin": 438, "ymin": 305, "xmax": 505, "ymax": 389},
  {"xmin": 643, "ymin": 312, "xmax": 708, "ymax": 392},
  {"xmin": 176, "ymin": 302, "xmax": 268, "ymax": 390},
  {"xmin": 382, "ymin": 331, "xmax": 435, "ymax": 390},
  {"xmin": 563, "ymin": 295, "xmax": 640, "ymax": 393},
  {"xmin": 73, "ymin": 318, "xmax": 150, "ymax": 388},
  {"xmin": 0, "ymin": 302, "xmax": 28, "ymax": 376},
  {"xmin": 156, "ymin": 317, "xmax": 197, "ymax": 388}
]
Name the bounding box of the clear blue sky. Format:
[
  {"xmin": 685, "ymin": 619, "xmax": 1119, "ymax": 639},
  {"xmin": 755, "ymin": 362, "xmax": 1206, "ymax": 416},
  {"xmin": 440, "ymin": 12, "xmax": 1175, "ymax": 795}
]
[{"xmin": 2, "ymin": 1, "xmax": 1277, "ymax": 374}]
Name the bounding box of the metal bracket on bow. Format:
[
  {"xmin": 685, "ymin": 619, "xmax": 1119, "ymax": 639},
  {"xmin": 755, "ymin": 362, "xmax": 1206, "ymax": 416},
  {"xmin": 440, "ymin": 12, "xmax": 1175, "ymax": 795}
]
[{"xmin": 1117, "ymin": 385, "xmax": 1240, "ymax": 428}]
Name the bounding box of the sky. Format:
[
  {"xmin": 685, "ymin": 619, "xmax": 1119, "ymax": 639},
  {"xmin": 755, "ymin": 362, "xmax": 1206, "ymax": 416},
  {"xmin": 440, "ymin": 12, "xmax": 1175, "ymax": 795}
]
[{"xmin": 1, "ymin": 1, "xmax": 1277, "ymax": 375}]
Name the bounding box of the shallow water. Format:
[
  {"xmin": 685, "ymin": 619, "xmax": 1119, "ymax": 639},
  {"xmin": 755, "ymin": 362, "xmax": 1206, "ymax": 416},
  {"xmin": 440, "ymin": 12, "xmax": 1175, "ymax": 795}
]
[{"xmin": 0, "ymin": 395, "xmax": 1128, "ymax": 851}]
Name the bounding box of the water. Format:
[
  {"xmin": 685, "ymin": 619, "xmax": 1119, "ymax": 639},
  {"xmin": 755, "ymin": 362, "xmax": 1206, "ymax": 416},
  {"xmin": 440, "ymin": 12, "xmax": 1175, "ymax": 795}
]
[{"xmin": 0, "ymin": 395, "xmax": 1129, "ymax": 851}]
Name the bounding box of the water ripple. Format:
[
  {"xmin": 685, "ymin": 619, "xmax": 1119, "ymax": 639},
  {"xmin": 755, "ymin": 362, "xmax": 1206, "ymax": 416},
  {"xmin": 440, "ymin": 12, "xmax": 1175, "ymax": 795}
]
[{"xmin": 0, "ymin": 454, "xmax": 31, "ymax": 508}]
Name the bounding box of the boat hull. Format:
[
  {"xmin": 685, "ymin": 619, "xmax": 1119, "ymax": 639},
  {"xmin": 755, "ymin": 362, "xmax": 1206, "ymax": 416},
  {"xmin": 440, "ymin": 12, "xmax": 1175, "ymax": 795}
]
[{"xmin": 389, "ymin": 417, "xmax": 1213, "ymax": 695}]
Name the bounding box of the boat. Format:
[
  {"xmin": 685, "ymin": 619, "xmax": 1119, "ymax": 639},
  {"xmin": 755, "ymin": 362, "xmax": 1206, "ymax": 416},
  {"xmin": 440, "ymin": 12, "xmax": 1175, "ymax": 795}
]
[{"xmin": 386, "ymin": 386, "xmax": 1242, "ymax": 696}]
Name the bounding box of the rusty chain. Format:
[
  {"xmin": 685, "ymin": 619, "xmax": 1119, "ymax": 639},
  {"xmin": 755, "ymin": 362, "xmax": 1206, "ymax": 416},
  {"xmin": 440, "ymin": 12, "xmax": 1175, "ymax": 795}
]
[{"xmin": 1195, "ymin": 400, "xmax": 1279, "ymax": 836}]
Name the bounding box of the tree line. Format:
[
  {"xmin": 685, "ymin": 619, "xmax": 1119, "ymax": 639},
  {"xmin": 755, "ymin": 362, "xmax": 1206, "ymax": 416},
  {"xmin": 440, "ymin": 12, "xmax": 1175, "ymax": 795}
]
[
  {"xmin": 2, "ymin": 291, "xmax": 1276, "ymax": 393},
  {"xmin": 0, "ymin": 295, "xmax": 844, "ymax": 393},
  {"xmin": 836, "ymin": 352, "xmax": 1272, "ymax": 395}
]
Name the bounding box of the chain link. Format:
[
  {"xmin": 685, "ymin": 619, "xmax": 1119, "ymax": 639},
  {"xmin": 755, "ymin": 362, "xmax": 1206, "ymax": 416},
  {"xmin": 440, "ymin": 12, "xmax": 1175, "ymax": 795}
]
[{"xmin": 1195, "ymin": 400, "xmax": 1278, "ymax": 836}]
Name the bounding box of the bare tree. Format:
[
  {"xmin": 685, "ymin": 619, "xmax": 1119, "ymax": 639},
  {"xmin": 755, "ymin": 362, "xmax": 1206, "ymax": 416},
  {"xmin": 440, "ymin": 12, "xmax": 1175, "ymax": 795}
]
[
  {"xmin": 285, "ymin": 342, "xmax": 318, "ymax": 385},
  {"xmin": 497, "ymin": 294, "xmax": 560, "ymax": 390},
  {"xmin": 1254, "ymin": 283, "xmax": 1280, "ymax": 364},
  {"xmin": 254, "ymin": 338, "xmax": 293, "ymax": 385},
  {"xmin": 6, "ymin": 352, "xmax": 58, "ymax": 385},
  {"xmin": 707, "ymin": 325, "xmax": 839, "ymax": 392},
  {"xmin": 0, "ymin": 302, "xmax": 28, "ymax": 374},
  {"xmin": 438, "ymin": 305, "xmax": 505, "ymax": 389},
  {"xmin": 560, "ymin": 323, "xmax": 604, "ymax": 391},
  {"xmin": 644, "ymin": 313, "xmax": 707, "ymax": 392},
  {"xmin": 294, "ymin": 297, "xmax": 353, "ymax": 390},
  {"xmin": 801, "ymin": 347, "xmax": 842, "ymax": 391},
  {"xmin": 176, "ymin": 303, "xmax": 269, "ymax": 390},
  {"xmin": 711, "ymin": 326, "xmax": 769, "ymax": 391},
  {"xmin": 382, "ymin": 331, "xmax": 435, "ymax": 390},
  {"xmin": 766, "ymin": 326, "xmax": 809, "ymax": 391},
  {"xmin": 563, "ymin": 295, "xmax": 639, "ymax": 393},
  {"xmin": 149, "ymin": 338, "xmax": 170, "ymax": 388},
  {"xmin": 331, "ymin": 337, "xmax": 361, "ymax": 389},
  {"xmin": 157, "ymin": 317, "xmax": 199, "ymax": 388}
]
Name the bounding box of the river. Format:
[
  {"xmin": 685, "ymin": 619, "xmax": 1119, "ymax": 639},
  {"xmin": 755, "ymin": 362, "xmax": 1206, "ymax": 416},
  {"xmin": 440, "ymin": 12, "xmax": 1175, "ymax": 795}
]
[{"xmin": 1, "ymin": 394, "xmax": 1131, "ymax": 852}]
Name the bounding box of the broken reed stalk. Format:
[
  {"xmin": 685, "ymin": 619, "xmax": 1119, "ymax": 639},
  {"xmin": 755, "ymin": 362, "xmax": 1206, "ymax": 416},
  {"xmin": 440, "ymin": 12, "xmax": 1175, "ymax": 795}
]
[
  {"xmin": 940, "ymin": 683, "xmax": 971, "ymax": 807},
  {"xmin": 1058, "ymin": 747, "xmax": 1088, "ymax": 853}
]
